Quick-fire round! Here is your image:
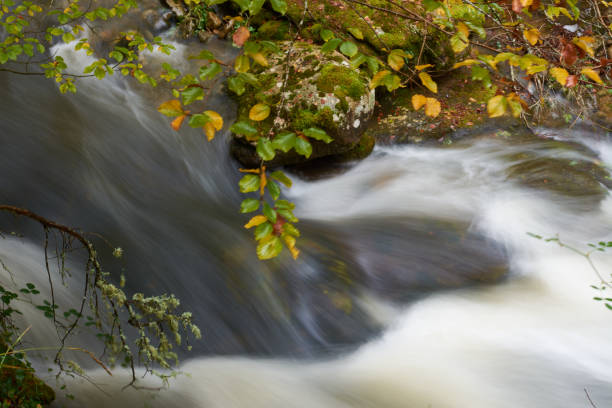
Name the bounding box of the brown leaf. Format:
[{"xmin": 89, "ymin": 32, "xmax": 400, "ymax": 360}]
[
  {"xmin": 566, "ymin": 75, "xmax": 578, "ymax": 88},
  {"xmin": 232, "ymin": 26, "xmax": 250, "ymax": 47},
  {"xmin": 560, "ymin": 43, "xmax": 577, "ymax": 66}
]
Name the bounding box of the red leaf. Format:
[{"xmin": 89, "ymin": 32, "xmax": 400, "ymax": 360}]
[
  {"xmin": 512, "ymin": 0, "xmax": 522, "ymax": 13},
  {"xmin": 560, "ymin": 43, "xmax": 577, "ymax": 66},
  {"xmin": 565, "ymin": 75, "xmax": 578, "ymax": 88},
  {"xmin": 232, "ymin": 26, "xmax": 250, "ymax": 47},
  {"xmin": 600, "ymin": 58, "xmax": 612, "ymax": 67}
]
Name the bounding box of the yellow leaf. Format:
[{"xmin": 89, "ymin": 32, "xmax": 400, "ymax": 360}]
[
  {"xmin": 234, "ymin": 54, "xmax": 250, "ymax": 73},
  {"xmin": 549, "ymin": 67, "xmax": 569, "ymax": 86},
  {"xmin": 244, "ymin": 215, "xmax": 267, "ymax": 229},
  {"xmin": 203, "ymin": 122, "xmax": 216, "ymax": 141},
  {"xmin": 520, "ymin": 0, "xmax": 533, "ymax": 7},
  {"xmin": 418, "ymin": 72, "xmax": 438, "ymax": 93},
  {"xmin": 369, "ymin": 70, "xmax": 391, "ymax": 89},
  {"xmin": 171, "ymin": 115, "xmax": 186, "ymax": 131},
  {"xmin": 249, "ymin": 103, "xmax": 271, "ymax": 121},
  {"xmin": 204, "ymin": 110, "xmax": 223, "ymax": 130},
  {"xmin": 487, "ymin": 95, "xmax": 507, "ymax": 118},
  {"xmin": 523, "ymin": 28, "xmax": 540, "ymax": 46},
  {"xmin": 251, "ymin": 52, "xmax": 268, "ymax": 67},
  {"xmin": 283, "ymin": 235, "xmax": 300, "ymax": 260},
  {"xmin": 457, "ymin": 22, "xmax": 469, "ymax": 38},
  {"xmin": 412, "ymin": 94, "xmax": 427, "ymax": 110},
  {"xmin": 424, "ymin": 97, "xmax": 441, "ymax": 118},
  {"xmin": 451, "ymin": 31, "xmax": 469, "ymax": 53},
  {"xmin": 158, "ymin": 99, "xmax": 183, "ymax": 117},
  {"xmin": 452, "ymin": 59, "xmax": 480, "ymax": 69},
  {"xmin": 581, "ymin": 67, "xmax": 604, "ymax": 84},
  {"xmin": 573, "ymin": 36, "xmax": 596, "ymax": 57},
  {"xmin": 415, "ymin": 64, "xmax": 433, "ymax": 71},
  {"xmin": 388, "ymin": 52, "xmax": 405, "ymax": 71}
]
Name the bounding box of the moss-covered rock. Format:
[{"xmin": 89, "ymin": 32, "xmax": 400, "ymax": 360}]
[
  {"xmin": 284, "ymin": 0, "xmax": 455, "ymax": 71},
  {"xmin": 229, "ymin": 41, "xmax": 376, "ymax": 167}
]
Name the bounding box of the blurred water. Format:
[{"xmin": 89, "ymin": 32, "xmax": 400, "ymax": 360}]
[{"xmin": 1, "ymin": 4, "xmax": 611, "ymax": 407}]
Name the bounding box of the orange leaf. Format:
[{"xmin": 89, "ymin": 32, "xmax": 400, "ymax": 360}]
[{"xmin": 171, "ymin": 114, "xmax": 186, "ymax": 131}]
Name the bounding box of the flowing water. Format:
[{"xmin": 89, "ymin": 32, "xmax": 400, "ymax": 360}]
[{"xmin": 1, "ymin": 6, "xmax": 612, "ymax": 407}]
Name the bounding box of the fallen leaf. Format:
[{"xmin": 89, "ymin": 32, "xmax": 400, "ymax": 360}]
[
  {"xmin": 424, "ymin": 97, "xmax": 441, "ymax": 117},
  {"xmin": 523, "ymin": 28, "xmax": 540, "ymax": 45},
  {"xmin": 581, "ymin": 67, "xmax": 603, "ymax": 84},
  {"xmin": 549, "ymin": 67, "xmax": 569, "ymax": 86},
  {"xmin": 412, "ymin": 94, "xmax": 427, "ymax": 110}
]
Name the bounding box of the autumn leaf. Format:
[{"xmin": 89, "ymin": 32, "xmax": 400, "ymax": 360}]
[
  {"xmin": 205, "ymin": 110, "xmax": 223, "ymax": 130},
  {"xmin": 388, "ymin": 50, "xmax": 407, "ymax": 71},
  {"xmin": 233, "ymin": 26, "xmax": 250, "ymax": 47},
  {"xmin": 235, "ymin": 54, "xmax": 250, "ymax": 73},
  {"xmin": 158, "ymin": 99, "xmax": 183, "ymax": 117},
  {"xmin": 566, "ymin": 75, "xmax": 578, "ymax": 87},
  {"xmin": 171, "ymin": 114, "xmax": 186, "ymax": 131},
  {"xmin": 202, "ymin": 110, "xmax": 223, "ymax": 141},
  {"xmin": 424, "ymin": 97, "xmax": 441, "ymax": 117},
  {"xmin": 581, "ymin": 67, "xmax": 604, "ymax": 84},
  {"xmin": 370, "ymin": 70, "xmax": 391, "ymax": 89},
  {"xmin": 452, "ymin": 59, "xmax": 480, "ymax": 68},
  {"xmin": 415, "ymin": 64, "xmax": 433, "ymax": 71},
  {"xmin": 549, "ymin": 67, "xmax": 569, "ymax": 86},
  {"xmin": 523, "ymin": 28, "xmax": 540, "ymax": 46},
  {"xmin": 487, "ymin": 95, "xmax": 508, "ymax": 118},
  {"xmin": 244, "ymin": 215, "xmax": 267, "ymax": 229},
  {"xmin": 573, "ymin": 36, "xmax": 596, "ymax": 57},
  {"xmin": 249, "ymin": 103, "xmax": 271, "ymax": 121},
  {"xmin": 251, "ymin": 52, "xmax": 269, "ymax": 67},
  {"xmin": 418, "ymin": 72, "xmax": 438, "ymax": 93},
  {"xmin": 412, "ymin": 94, "xmax": 427, "ymax": 110},
  {"xmin": 560, "ymin": 42, "xmax": 578, "ymax": 65}
]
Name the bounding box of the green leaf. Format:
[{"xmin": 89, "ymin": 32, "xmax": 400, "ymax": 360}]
[
  {"xmin": 232, "ymin": 0, "xmax": 250, "ymax": 11},
  {"xmin": 239, "ymin": 174, "xmax": 260, "ymax": 193},
  {"xmin": 322, "ymin": 38, "xmax": 342, "ymax": 53},
  {"xmin": 271, "ymin": 132, "xmax": 296, "ymax": 152},
  {"xmin": 270, "ymin": 170, "xmax": 292, "ymax": 187},
  {"xmin": 189, "ymin": 113, "xmax": 211, "ymax": 127},
  {"xmin": 230, "ymin": 121, "xmax": 258, "ymax": 137},
  {"xmin": 240, "ymin": 198, "xmax": 260, "ymax": 213},
  {"xmin": 269, "ymin": 0, "xmax": 288, "ymax": 14},
  {"xmin": 303, "ymin": 127, "xmax": 332, "ymax": 143},
  {"xmin": 277, "ymin": 208, "xmax": 297, "ymax": 222},
  {"xmin": 199, "ymin": 62, "xmax": 222, "ymax": 80},
  {"xmin": 181, "ymin": 86, "xmax": 204, "ymax": 105},
  {"xmin": 383, "ymin": 74, "xmax": 402, "ymax": 91},
  {"xmin": 320, "ymin": 29, "xmax": 334, "ymax": 42},
  {"xmin": 254, "ymin": 222, "xmax": 273, "ymax": 240},
  {"xmin": 267, "ymin": 180, "xmax": 281, "ymax": 200},
  {"xmin": 262, "ymin": 202, "xmax": 277, "ymax": 223},
  {"xmin": 228, "ymin": 76, "xmax": 246, "ymax": 96},
  {"xmin": 350, "ymin": 53, "xmax": 367, "ymax": 69},
  {"xmin": 295, "ymin": 137, "xmax": 312, "ymax": 158},
  {"xmin": 256, "ymin": 138, "xmax": 276, "ymax": 161},
  {"xmin": 244, "ymin": 41, "xmax": 261, "ymax": 55},
  {"xmin": 257, "ymin": 235, "xmax": 283, "ymax": 260},
  {"xmin": 339, "ymin": 41, "xmax": 358, "ymax": 58},
  {"xmin": 249, "ymin": 0, "xmax": 265, "ymax": 15}
]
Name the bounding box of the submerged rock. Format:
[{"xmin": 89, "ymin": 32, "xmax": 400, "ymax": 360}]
[{"xmin": 230, "ymin": 42, "xmax": 376, "ymax": 167}]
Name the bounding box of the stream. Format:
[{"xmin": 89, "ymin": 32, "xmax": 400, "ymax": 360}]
[{"xmin": 1, "ymin": 5, "xmax": 612, "ymax": 407}]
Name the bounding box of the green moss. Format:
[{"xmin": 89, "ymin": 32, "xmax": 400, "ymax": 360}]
[
  {"xmin": 316, "ymin": 64, "xmax": 365, "ymax": 99},
  {"xmin": 257, "ymin": 20, "xmax": 291, "ymax": 40},
  {"xmin": 291, "ymin": 106, "xmax": 339, "ymax": 133}
]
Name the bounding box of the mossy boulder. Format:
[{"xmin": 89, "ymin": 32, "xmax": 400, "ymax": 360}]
[
  {"xmin": 229, "ymin": 42, "xmax": 376, "ymax": 167},
  {"xmin": 284, "ymin": 0, "xmax": 455, "ymax": 71}
]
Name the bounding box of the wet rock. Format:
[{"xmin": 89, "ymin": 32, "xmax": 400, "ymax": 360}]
[
  {"xmin": 506, "ymin": 156, "xmax": 611, "ymax": 199},
  {"xmin": 229, "ymin": 42, "xmax": 375, "ymax": 167},
  {"xmin": 162, "ymin": 0, "xmax": 186, "ymax": 17}
]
